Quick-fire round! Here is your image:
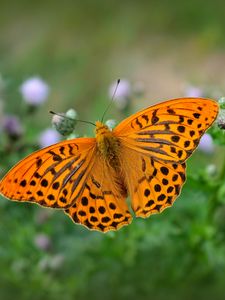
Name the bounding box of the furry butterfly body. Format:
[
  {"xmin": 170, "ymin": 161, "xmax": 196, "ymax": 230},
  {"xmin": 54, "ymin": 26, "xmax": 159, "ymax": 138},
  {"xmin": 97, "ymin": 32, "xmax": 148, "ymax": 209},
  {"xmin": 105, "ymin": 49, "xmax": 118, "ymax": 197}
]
[{"xmin": 0, "ymin": 98, "xmax": 219, "ymax": 232}]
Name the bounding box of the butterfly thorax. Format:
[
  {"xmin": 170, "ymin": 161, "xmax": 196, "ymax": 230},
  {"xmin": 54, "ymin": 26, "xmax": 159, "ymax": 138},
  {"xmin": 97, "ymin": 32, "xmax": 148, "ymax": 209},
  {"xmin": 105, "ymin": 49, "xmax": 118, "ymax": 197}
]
[{"xmin": 95, "ymin": 121, "xmax": 120, "ymax": 169}]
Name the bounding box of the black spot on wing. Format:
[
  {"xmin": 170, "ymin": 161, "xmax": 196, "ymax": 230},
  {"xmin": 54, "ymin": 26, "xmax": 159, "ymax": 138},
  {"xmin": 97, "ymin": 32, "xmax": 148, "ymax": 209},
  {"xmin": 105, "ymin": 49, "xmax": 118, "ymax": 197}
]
[
  {"xmin": 135, "ymin": 118, "xmax": 143, "ymax": 129},
  {"xmin": 151, "ymin": 110, "xmax": 159, "ymax": 124}
]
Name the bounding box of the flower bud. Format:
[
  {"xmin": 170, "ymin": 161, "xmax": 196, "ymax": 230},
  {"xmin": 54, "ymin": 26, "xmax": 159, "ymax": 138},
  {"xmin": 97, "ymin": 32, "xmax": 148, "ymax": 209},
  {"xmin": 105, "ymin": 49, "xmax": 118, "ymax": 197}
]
[
  {"xmin": 52, "ymin": 109, "xmax": 77, "ymax": 136},
  {"xmin": 216, "ymin": 106, "xmax": 225, "ymax": 130},
  {"xmin": 105, "ymin": 119, "xmax": 116, "ymax": 130}
]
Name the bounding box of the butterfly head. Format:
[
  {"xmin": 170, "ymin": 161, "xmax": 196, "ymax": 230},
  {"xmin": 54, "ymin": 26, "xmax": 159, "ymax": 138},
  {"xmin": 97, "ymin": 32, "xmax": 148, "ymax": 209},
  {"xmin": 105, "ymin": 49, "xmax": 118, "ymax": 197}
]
[{"xmin": 95, "ymin": 121, "xmax": 111, "ymax": 135}]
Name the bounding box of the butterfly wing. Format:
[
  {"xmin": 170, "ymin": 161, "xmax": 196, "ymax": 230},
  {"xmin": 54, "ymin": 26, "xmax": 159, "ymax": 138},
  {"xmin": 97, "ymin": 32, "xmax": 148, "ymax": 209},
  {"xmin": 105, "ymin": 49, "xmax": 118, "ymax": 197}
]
[
  {"xmin": 0, "ymin": 138, "xmax": 97, "ymax": 209},
  {"xmin": 114, "ymin": 98, "xmax": 219, "ymax": 163},
  {"xmin": 0, "ymin": 137, "xmax": 132, "ymax": 232},
  {"xmin": 65, "ymin": 154, "xmax": 132, "ymax": 232},
  {"xmin": 114, "ymin": 98, "xmax": 218, "ymax": 217},
  {"xmin": 118, "ymin": 146, "xmax": 186, "ymax": 217}
]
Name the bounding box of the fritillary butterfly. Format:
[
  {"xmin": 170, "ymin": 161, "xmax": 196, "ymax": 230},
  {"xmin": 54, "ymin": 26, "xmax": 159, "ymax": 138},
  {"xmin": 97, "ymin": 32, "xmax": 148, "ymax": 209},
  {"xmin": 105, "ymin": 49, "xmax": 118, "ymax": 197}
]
[{"xmin": 0, "ymin": 98, "xmax": 219, "ymax": 232}]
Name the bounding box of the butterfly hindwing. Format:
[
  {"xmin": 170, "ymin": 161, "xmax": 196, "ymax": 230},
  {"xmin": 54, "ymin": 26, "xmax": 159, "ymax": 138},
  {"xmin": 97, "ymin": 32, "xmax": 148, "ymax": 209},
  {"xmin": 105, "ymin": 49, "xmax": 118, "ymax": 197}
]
[
  {"xmin": 133, "ymin": 160, "xmax": 186, "ymax": 217},
  {"xmin": 0, "ymin": 138, "xmax": 96, "ymax": 208},
  {"xmin": 118, "ymin": 145, "xmax": 186, "ymax": 217},
  {"xmin": 65, "ymin": 155, "xmax": 132, "ymax": 232},
  {"xmin": 114, "ymin": 98, "xmax": 218, "ymax": 163}
]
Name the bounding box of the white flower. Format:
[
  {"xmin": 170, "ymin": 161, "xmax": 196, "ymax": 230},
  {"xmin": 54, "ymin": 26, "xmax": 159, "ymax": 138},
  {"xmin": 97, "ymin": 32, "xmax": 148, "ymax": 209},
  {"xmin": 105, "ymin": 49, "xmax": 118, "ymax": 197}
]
[
  {"xmin": 109, "ymin": 79, "xmax": 131, "ymax": 109},
  {"xmin": 34, "ymin": 233, "xmax": 51, "ymax": 251},
  {"xmin": 185, "ymin": 85, "xmax": 203, "ymax": 97},
  {"xmin": 198, "ymin": 133, "xmax": 215, "ymax": 154},
  {"xmin": 39, "ymin": 128, "xmax": 61, "ymax": 148},
  {"xmin": 20, "ymin": 77, "xmax": 49, "ymax": 106}
]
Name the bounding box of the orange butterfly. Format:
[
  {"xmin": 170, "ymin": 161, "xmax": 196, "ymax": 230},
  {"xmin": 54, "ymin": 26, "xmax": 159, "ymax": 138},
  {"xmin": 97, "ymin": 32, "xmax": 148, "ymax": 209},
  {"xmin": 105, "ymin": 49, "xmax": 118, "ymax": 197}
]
[{"xmin": 0, "ymin": 98, "xmax": 219, "ymax": 232}]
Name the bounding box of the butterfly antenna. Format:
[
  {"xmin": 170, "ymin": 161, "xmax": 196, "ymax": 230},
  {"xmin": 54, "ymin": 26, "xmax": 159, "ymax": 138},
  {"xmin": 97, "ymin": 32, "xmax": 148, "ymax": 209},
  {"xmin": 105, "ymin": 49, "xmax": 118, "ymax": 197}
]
[
  {"xmin": 49, "ymin": 111, "xmax": 96, "ymax": 127},
  {"xmin": 101, "ymin": 78, "xmax": 120, "ymax": 123}
]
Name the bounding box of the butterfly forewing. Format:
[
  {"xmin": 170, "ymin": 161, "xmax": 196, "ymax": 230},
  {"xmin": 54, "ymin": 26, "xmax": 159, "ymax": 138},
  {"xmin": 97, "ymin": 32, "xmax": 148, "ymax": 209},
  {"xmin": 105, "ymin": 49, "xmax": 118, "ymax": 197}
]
[
  {"xmin": 0, "ymin": 138, "xmax": 96, "ymax": 208},
  {"xmin": 114, "ymin": 98, "xmax": 218, "ymax": 163}
]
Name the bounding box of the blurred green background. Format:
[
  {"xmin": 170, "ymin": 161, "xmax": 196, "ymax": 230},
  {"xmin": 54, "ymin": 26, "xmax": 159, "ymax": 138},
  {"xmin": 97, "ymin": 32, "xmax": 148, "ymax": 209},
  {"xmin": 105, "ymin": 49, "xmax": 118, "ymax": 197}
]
[{"xmin": 1, "ymin": 1, "xmax": 225, "ymax": 299}]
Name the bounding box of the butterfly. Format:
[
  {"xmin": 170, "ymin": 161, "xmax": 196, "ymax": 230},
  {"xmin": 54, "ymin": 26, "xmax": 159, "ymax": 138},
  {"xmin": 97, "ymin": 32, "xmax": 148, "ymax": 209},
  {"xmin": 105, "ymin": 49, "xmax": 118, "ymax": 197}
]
[{"xmin": 0, "ymin": 98, "xmax": 219, "ymax": 232}]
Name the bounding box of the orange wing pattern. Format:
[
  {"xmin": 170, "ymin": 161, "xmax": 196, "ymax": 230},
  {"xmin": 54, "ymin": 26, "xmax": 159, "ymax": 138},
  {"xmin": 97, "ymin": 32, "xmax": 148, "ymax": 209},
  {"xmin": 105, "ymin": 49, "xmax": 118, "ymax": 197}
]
[
  {"xmin": 118, "ymin": 145, "xmax": 186, "ymax": 217},
  {"xmin": 114, "ymin": 98, "xmax": 218, "ymax": 163},
  {"xmin": 115, "ymin": 98, "xmax": 218, "ymax": 218},
  {"xmin": 65, "ymin": 155, "xmax": 132, "ymax": 232},
  {"xmin": 0, "ymin": 97, "xmax": 219, "ymax": 232},
  {"xmin": 0, "ymin": 138, "xmax": 96, "ymax": 208}
]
